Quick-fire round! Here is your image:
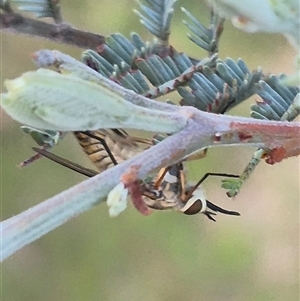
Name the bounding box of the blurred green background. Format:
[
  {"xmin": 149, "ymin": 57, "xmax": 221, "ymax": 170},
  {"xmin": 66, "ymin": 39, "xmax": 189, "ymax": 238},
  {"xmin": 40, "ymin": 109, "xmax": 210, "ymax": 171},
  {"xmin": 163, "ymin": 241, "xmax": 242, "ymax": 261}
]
[{"xmin": 1, "ymin": 1, "xmax": 299, "ymax": 300}]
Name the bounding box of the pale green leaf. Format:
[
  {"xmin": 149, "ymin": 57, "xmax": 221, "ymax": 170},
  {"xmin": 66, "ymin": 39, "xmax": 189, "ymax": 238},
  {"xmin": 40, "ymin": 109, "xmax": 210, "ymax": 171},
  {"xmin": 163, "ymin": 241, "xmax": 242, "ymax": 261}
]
[{"xmin": 1, "ymin": 68, "xmax": 187, "ymax": 132}]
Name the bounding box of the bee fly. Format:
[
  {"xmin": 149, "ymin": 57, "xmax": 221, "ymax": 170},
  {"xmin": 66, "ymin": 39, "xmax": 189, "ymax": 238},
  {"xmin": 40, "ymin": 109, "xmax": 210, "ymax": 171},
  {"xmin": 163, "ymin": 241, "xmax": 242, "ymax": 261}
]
[
  {"xmin": 142, "ymin": 163, "xmax": 240, "ymax": 221},
  {"xmin": 32, "ymin": 130, "xmax": 240, "ymax": 221}
]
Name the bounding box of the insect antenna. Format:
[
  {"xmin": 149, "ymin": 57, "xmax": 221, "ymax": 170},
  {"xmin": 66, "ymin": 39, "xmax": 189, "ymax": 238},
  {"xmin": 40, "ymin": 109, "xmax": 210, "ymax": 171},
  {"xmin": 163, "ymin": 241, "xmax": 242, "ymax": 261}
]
[{"xmin": 206, "ymin": 200, "xmax": 240, "ymax": 216}]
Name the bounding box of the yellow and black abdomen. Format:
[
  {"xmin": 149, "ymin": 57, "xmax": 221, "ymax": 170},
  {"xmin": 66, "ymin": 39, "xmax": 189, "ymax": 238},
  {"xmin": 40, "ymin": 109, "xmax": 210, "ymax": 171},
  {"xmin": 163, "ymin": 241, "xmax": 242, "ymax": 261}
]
[{"xmin": 74, "ymin": 130, "xmax": 146, "ymax": 173}]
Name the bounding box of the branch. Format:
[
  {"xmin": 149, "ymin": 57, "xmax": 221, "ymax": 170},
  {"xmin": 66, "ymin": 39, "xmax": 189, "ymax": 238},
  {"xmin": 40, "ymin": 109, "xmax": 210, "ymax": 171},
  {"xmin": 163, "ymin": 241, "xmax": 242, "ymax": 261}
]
[
  {"xmin": 1, "ymin": 103, "xmax": 299, "ymax": 261},
  {"xmin": 1, "ymin": 0, "xmax": 298, "ymax": 268},
  {"xmin": 1, "ymin": 50, "xmax": 299, "ymax": 158},
  {"xmin": 0, "ymin": 12, "xmax": 105, "ymax": 49}
]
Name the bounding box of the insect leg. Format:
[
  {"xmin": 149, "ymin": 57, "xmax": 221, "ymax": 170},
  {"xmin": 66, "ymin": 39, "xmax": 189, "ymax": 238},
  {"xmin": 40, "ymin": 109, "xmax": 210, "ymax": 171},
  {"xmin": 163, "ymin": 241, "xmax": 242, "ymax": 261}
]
[
  {"xmin": 178, "ymin": 164, "xmax": 187, "ymax": 201},
  {"xmin": 185, "ymin": 172, "xmax": 240, "ymax": 201},
  {"xmin": 32, "ymin": 147, "xmax": 98, "ymax": 177},
  {"xmin": 153, "ymin": 166, "xmax": 170, "ymax": 189}
]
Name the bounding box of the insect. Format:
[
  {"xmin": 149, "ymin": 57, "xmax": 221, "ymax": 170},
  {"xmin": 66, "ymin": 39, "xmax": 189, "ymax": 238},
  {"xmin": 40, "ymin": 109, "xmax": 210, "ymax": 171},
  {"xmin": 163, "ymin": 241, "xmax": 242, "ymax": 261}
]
[
  {"xmin": 32, "ymin": 129, "xmax": 240, "ymax": 221},
  {"xmin": 142, "ymin": 163, "xmax": 240, "ymax": 221}
]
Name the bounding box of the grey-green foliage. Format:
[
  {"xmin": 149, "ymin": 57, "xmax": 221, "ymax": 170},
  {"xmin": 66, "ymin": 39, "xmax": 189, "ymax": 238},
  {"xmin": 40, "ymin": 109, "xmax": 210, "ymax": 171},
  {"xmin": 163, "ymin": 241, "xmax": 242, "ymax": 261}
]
[
  {"xmin": 81, "ymin": 0, "xmax": 299, "ymax": 119},
  {"xmin": 181, "ymin": 7, "xmax": 224, "ymax": 54},
  {"xmin": 5, "ymin": 0, "xmax": 299, "ymax": 120},
  {"xmin": 133, "ymin": 0, "xmax": 177, "ymax": 43},
  {"xmin": 82, "ymin": 31, "xmax": 299, "ymax": 118},
  {"xmin": 80, "ymin": 0, "xmax": 299, "ymax": 197},
  {"xmin": 10, "ymin": 0, "xmax": 62, "ymax": 22},
  {"xmin": 82, "ymin": 34, "xmax": 261, "ymax": 114},
  {"xmin": 251, "ymin": 76, "xmax": 299, "ymax": 121}
]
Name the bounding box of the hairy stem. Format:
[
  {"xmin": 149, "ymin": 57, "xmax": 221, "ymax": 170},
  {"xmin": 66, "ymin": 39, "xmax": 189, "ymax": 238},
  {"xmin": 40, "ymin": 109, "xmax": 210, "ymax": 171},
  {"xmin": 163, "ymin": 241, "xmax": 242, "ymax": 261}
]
[{"xmin": 1, "ymin": 110, "xmax": 299, "ymax": 261}]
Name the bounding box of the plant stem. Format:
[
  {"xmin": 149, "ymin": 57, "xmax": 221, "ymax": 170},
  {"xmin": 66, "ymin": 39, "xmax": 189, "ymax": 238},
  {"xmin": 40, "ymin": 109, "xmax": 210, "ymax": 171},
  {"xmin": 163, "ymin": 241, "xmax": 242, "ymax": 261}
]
[{"xmin": 1, "ymin": 12, "xmax": 105, "ymax": 50}]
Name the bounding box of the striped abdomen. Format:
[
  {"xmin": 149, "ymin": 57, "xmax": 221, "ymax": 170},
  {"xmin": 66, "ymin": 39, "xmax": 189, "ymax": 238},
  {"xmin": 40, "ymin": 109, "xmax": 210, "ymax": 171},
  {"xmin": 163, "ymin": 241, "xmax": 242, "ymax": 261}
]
[{"xmin": 74, "ymin": 130, "xmax": 148, "ymax": 173}]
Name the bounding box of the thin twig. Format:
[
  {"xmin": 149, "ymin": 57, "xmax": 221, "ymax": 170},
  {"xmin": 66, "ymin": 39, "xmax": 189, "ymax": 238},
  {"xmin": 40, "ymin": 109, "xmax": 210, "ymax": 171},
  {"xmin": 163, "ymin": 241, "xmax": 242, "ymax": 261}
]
[{"xmin": 1, "ymin": 12, "xmax": 105, "ymax": 50}]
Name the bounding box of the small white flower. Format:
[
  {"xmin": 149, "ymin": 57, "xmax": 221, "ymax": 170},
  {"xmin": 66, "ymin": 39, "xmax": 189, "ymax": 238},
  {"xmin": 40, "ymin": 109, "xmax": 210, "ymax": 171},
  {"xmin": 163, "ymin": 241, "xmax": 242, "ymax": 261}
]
[{"xmin": 107, "ymin": 183, "xmax": 128, "ymax": 217}]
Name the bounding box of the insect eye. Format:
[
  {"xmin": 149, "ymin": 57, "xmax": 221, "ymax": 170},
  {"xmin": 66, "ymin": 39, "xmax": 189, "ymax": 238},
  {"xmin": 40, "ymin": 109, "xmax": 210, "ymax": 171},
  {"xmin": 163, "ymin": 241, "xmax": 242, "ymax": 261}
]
[{"xmin": 182, "ymin": 199, "xmax": 203, "ymax": 215}]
